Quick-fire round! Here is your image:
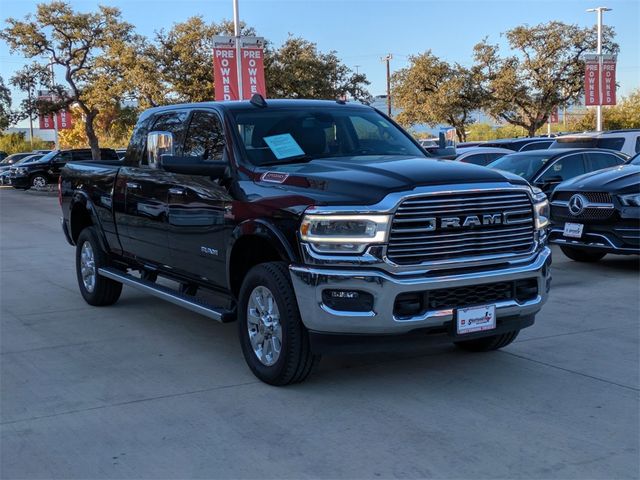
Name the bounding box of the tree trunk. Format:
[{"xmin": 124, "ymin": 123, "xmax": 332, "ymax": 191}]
[
  {"xmin": 526, "ymin": 124, "xmax": 537, "ymax": 137},
  {"xmin": 455, "ymin": 126, "xmax": 467, "ymax": 142},
  {"xmin": 84, "ymin": 110, "xmax": 101, "ymax": 160}
]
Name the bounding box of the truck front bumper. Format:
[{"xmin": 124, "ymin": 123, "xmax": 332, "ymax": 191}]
[{"xmin": 290, "ymin": 247, "xmax": 551, "ymax": 335}]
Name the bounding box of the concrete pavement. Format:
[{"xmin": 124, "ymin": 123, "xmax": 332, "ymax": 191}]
[{"xmin": 1, "ymin": 188, "xmax": 638, "ymax": 479}]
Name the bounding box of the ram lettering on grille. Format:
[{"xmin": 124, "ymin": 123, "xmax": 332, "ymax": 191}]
[{"xmin": 387, "ymin": 191, "xmax": 535, "ymax": 265}]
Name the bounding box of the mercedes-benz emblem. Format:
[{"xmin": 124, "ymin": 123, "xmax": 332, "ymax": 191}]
[{"xmin": 568, "ymin": 194, "xmax": 587, "ymax": 216}]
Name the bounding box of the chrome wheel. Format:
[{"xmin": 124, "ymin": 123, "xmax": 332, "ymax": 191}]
[
  {"xmin": 247, "ymin": 285, "xmax": 282, "ymax": 366},
  {"xmin": 80, "ymin": 241, "xmax": 96, "ymax": 292},
  {"xmin": 32, "ymin": 176, "xmax": 47, "ymax": 189}
]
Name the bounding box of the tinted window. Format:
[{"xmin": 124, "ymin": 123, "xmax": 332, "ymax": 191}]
[
  {"xmin": 635, "ymin": 136, "xmax": 640, "ymax": 153},
  {"xmin": 630, "ymin": 153, "xmax": 640, "ymax": 165},
  {"xmin": 53, "ymin": 152, "xmax": 72, "ymax": 163},
  {"xmin": 183, "ymin": 111, "xmax": 225, "ymax": 162},
  {"xmin": 231, "ymin": 107, "xmax": 424, "ymax": 166},
  {"xmin": 460, "ymin": 153, "xmax": 488, "ymax": 166},
  {"xmin": 587, "ymin": 152, "xmax": 624, "ymax": 171},
  {"xmin": 537, "ymin": 154, "xmax": 586, "ymax": 182},
  {"xmin": 552, "ymin": 137, "xmax": 624, "ymax": 151},
  {"xmin": 519, "ymin": 141, "xmax": 552, "ymax": 151},
  {"xmin": 72, "ymin": 150, "xmax": 93, "ymax": 161},
  {"xmin": 487, "ymin": 152, "xmax": 555, "ymax": 180}
]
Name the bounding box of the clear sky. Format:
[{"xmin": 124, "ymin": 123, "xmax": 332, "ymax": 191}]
[{"xmin": 1, "ymin": 0, "xmax": 638, "ymax": 110}]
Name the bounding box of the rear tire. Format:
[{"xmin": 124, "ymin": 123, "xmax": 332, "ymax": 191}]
[
  {"xmin": 76, "ymin": 226, "xmax": 122, "ymax": 306},
  {"xmin": 238, "ymin": 261, "xmax": 319, "ymax": 385},
  {"xmin": 455, "ymin": 330, "xmax": 520, "ymax": 352},
  {"xmin": 560, "ymin": 245, "xmax": 606, "ymax": 262}
]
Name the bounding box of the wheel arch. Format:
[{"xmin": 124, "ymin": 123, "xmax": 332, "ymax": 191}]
[
  {"xmin": 68, "ymin": 192, "xmax": 109, "ymax": 252},
  {"xmin": 227, "ymin": 219, "xmax": 298, "ymax": 298}
]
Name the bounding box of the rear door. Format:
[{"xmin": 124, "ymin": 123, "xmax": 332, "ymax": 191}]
[
  {"xmin": 117, "ymin": 111, "xmax": 189, "ymax": 266},
  {"xmin": 166, "ymin": 109, "xmax": 233, "ymax": 288}
]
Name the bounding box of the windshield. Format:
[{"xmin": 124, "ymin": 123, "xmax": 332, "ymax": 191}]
[
  {"xmin": 487, "ymin": 152, "xmax": 555, "ymax": 180},
  {"xmin": 0, "ymin": 154, "xmax": 26, "ymax": 165},
  {"xmin": 31, "ymin": 150, "xmax": 58, "ymax": 163},
  {"xmin": 15, "ymin": 154, "xmax": 43, "ymax": 165},
  {"xmin": 552, "ymin": 137, "xmax": 625, "ymax": 151},
  {"xmin": 630, "ymin": 153, "xmax": 640, "ymax": 165},
  {"xmin": 231, "ymin": 107, "xmax": 425, "ymax": 166}
]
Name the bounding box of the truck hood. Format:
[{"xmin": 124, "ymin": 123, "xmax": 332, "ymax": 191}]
[
  {"xmin": 556, "ymin": 164, "xmax": 640, "ymax": 195},
  {"xmin": 255, "ymin": 155, "xmax": 529, "ymax": 205}
]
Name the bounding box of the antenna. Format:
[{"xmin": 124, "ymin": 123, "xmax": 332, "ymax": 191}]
[{"xmin": 250, "ymin": 93, "xmax": 267, "ymax": 108}]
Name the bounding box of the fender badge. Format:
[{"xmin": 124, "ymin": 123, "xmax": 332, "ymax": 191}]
[{"xmin": 260, "ymin": 171, "xmax": 289, "ymax": 183}]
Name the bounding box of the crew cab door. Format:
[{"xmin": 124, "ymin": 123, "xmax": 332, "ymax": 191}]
[
  {"xmin": 166, "ymin": 109, "xmax": 233, "ymax": 288},
  {"xmin": 116, "ymin": 111, "xmax": 188, "ymax": 266}
]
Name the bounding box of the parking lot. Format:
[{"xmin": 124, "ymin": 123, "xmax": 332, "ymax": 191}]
[{"xmin": 0, "ymin": 187, "xmax": 638, "ymax": 479}]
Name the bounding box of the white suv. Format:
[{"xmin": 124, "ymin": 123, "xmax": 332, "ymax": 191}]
[{"xmin": 550, "ymin": 130, "xmax": 640, "ymax": 157}]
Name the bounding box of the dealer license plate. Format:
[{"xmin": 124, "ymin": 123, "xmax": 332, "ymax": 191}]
[
  {"xmin": 456, "ymin": 304, "xmax": 496, "ymax": 335},
  {"xmin": 563, "ymin": 222, "xmax": 584, "ymax": 238}
]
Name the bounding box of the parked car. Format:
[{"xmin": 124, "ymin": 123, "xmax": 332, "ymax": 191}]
[
  {"xmin": 550, "ymin": 130, "xmax": 640, "ymax": 157},
  {"xmin": 448, "ymin": 146, "xmax": 513, "ymax": 166},
  {"xmin": 548, "ymin": 153, "xmax": 640, "ymax": 262},
  {"xmin": 482, "ymin": 137, "xmax": 555, "ymax": 152},
  {"xmin": 487, "ymin": 148, "xmax": 628, "ymax": 195},
  {"xmin": 11, "ymin": 148, "xmax": 119, "ymax": 190},
  {"xmin": 0, "ymin": 152, "xmax": 36, "ymax": 168},
  {"xmin": 60, "ymin": 98, "xmax": 552, "ymax": 385},
  {"xmin": 0, "ymin": 154, "xmax": 44, "ymax": 185}
]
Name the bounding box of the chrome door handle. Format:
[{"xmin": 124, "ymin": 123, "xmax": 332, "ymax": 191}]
[
  {"xmin": 168, "ymin": 187, "xmax": 187, "ymax": 196},
  {"xmin": 126, "ymin": 182, "xmax": 141, "ymax": 191}
]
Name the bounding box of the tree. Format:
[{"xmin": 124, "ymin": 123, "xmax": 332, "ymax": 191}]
[
  {"xmin": 265, "ymin": 36, "xmax": 370, "ymax": 102},
  {"xmin": 0, "ymin": 76, "xmax": 12, "ymax": 131},
  {"xmin": 391, "ymin": 51, "xmax": 483, "ymax": 141},
  {"xmin": 1, "ymin": 2, "xmax": 135, "ymax": 159},
  {"xmin": 153, "ymin": 17, "xmax": 256, "ymax": 103},
  {"xmin": 58, "ymin": 104, "xmax": 136, "ymax": 148},
  {"xmin": 9, "ymin": 63, "xmax": 53, "ymax": 144},
  {"xmin": 474, "ymin": 21, "xmax": 618, "ymax": 136}
]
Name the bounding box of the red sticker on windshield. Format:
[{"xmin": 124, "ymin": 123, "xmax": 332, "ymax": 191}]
[{"xmin": 260, "ymin": 172, "xmax": 289, "ymax": 183}]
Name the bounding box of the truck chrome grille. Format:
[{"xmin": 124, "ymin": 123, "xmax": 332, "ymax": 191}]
[{"xmin": 387, "ymin": 191, "xmax": 535, "ymax": 265}]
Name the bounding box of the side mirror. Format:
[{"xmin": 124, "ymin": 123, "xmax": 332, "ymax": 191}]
[
  {"xmin": 161, "ymin": 155, "xmax": 227, "ymax": 177},
  {"xmin": 147, "ymin": 131, "xmax": 174, "ymax": 168}
]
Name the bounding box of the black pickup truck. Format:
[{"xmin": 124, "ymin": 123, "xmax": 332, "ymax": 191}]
[{"xmin": 60, "ymin": 97, "xmax": 552, "ymax": 385}]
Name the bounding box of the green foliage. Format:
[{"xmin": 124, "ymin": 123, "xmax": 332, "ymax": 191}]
[
  {"xmin": 0, "ymin": 2, "xmax": 136, "ymax": 159},
  {"xmin": 391, "ymin": 51, "xmax": 483, "ymax": 141},
  {"xmin": 59, "ymin": 105, "xmax": 136, "ymax": 149},
  {"xmin": 265, "ymin": 36, "xmax": 370, "ymax": 102},
  {"xmin": 474, "ymin": 21, "xmax": 618, "ymax": 136},
  {"xmin": 0, "ymin": 76, "xmax": 12, "ymax": 131},
  {"xmin": 466, "ymin": 123, "xmax": 529, "ymax": 141},
  {"xmin": 0, "ymin": 132, "xmax": 52, "ymax": 154}
]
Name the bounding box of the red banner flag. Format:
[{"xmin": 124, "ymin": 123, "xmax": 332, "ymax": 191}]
[
  {"xmin": 213, "ymin": 43, "xmax": 239, "ymax": 101},
  {"xmin": 241, "ymin": 46, "xmax": 267, "ymax": 99},
  {"xmin": 584, "ymin": 58, "xmax": 599, "ymax": 106},
  {"xmin": 601, "ymin": 58, "xmax": 616, "ymax": 106},
  {"xmin": 57, "ymin": 109, "xmax": 73, "ymax": 129}
]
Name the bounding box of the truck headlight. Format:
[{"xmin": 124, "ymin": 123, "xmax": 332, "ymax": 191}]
[
  {"xmin": 619, "ymin": 193, "xmax": 640, "ymax": 207},
  {"xmin": 531, "ymin": 187, "xmax": 550, "ymax": 229},
  {"xmin": 300, "ymin": 214, "xmax": 391, "ymax": 254}
]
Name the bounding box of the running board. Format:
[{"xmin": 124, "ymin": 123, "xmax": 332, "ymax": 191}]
[{"xmin": 98, "ymin": 267, "xmax": 235, "ymax": 323}]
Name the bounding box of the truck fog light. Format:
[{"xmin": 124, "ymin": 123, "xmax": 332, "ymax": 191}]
[{"xmin": 322, "ymin": 289, "xmax": 374, "ymax": 312}]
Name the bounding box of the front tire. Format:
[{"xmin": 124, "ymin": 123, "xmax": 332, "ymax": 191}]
[
  {"xmin": 560, "ymin": 245, "xmax": 606, "ymax": 262},
  {"xmin": 76, "ymin": 226, "xmax": 122, "ymax": 306},
  {"xmin": 238, "ymin": 262, "xmax": 319, "ymax": 385},
  {"xmin": 455, "ymin": 330, "xmax": 520, "ymax": 352},
  {"xmin": 30, "ymin": 174, "xmax": 48, "ymax": 190}
]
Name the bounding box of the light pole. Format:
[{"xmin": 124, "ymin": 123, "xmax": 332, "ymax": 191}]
[
  {"xmin": 233, "ymin": 0, "xmax": 243, "ymax": 100},
  {"xmin": 586, "ymin": 6, "xmax": 611, "ymax": 132},
  {"xmin": 381, "ymin": 54, "xmax": 392, "ymax": 116}
]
